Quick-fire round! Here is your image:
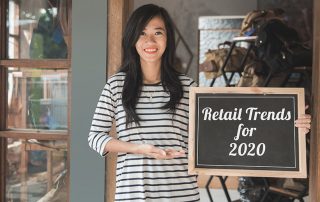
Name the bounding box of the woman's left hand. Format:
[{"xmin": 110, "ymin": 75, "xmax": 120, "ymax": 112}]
[{"xmin": 295, "ymin": 114, "xmax": 311, "ymax": 135}]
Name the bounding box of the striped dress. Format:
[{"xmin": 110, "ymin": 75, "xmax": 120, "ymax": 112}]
[{"xmin": 88, "ymin": 72, "xmax": 200, "ymax": 201}]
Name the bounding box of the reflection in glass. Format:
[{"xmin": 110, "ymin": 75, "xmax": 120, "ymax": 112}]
[
  {"xmin": 7, "ymin": 0, "xmax": 69, "ymax": 59},
  {"xmin": 6, "ymin": 138, "xmax": 68, "ymax": 202},
  {"xmin": 7, "ymin": 68, "xmax": 68, "ymax": 130}
]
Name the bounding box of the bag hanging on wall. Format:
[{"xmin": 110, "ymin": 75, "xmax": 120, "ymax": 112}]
[
  {"xmin": 199, "ymin": 41, "xmax": 255, "ymax": 79},
  {"xmin": 237, "ymin": 61, "xmax": 266, "ymax": 87},
  {"xmin": 255, "ymin": 19, "xmax": 312, "ymax": 74},
  {"xmin": 240, "ymin": 9, "xmax": 285, "ymax": 36}
]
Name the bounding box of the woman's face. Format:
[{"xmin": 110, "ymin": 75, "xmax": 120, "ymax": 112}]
[{"xmin": 135, "ymin": 16, "xmax": 167, "ymax": 66}]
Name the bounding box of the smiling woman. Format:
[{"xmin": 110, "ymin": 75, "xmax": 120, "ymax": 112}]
[
  {"xmin": 135, "ymin": 16, "xmax": 167, "ymax": 70},
  {"xmin": 88, "ymin": 4, "xmax": 200, "ymax": 202}
]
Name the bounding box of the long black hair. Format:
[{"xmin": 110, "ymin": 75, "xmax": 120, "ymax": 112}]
[{"xmin": 120, "ymin": 4, "xmax": 183, "ymax": 126}]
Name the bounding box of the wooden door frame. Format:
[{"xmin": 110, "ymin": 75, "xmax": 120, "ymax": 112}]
[
  {"xmin": 106, "ymin": 1, "xmax": 320, "ymax": 202},
  {"xmin": 106, "ymin": 0, "xmax": 133, "ymax": 202},
  {"xmin": 0, "ymin": 1, "xmax": 8, "ymax": 201},
  {"xmin": 309, "ymin": 1, "xmax": 320, "ymax": 201}
]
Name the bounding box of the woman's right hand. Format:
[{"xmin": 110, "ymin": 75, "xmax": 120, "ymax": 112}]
[{"xmin": 135, "ymin": 144, "xmax": 185, "ymax": 160}]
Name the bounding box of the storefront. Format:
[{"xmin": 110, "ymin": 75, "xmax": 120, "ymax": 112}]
[{"xmin": 1, "ymin": 0, "xmax": 319, "ymax": 201}]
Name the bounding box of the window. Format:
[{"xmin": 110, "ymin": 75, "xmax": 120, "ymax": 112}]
[{"xmin": 0, "ymin": 0, "xmax": 71, "ymax": 201}]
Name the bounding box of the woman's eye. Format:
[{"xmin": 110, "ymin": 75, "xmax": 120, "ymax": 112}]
[
  {"xmin": 140, "ymin": 31, "xmax": 146, "ymax": 36},
  {"xmin": 155, "ymin": 31, "xmax": 163, "ymax": 35}
]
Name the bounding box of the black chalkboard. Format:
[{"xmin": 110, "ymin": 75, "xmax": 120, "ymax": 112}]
[{"xmin": 189, "ymin": 87, "xmax": 306, "ymax": 178}]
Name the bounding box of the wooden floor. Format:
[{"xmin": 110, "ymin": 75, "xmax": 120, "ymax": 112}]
[
  {"xmin": 199, "ymin": 188, "xmax": 310, "ymax": 202},
  {"xmin": 199, "ymin": 188, "xmax": 240, "ymax": 202}
]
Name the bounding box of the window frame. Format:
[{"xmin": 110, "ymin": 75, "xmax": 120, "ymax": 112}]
[{"xmin": 0, "ymin": 0, "xmax": 72, "ymax": 201}]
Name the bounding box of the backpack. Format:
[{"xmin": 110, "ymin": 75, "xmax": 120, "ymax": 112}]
[
  {"xmin": 255, "ymin": 19, "xmax": 312, "ymax": 74},
  {"xmin": 240, "ymin": 9, "xmax": 285, "ymax": 36}
]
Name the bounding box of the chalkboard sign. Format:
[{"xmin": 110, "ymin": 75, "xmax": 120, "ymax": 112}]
[{"xmin": 188, "ymin": 87, "xmax": 307, "ymax": 178}]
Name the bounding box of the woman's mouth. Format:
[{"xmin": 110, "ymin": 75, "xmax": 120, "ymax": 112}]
[{"xmin": 144, "ymin": 48, "xmax": 158, "ymax": 53}]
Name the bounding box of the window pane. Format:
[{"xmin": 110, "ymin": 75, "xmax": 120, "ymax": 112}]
[
  {"xmin": 8, "ymin": 68, "xmax": 68, "ymax": 130},
  {"xmin": 7, "ymin": 0, "xmax": 69, "ymax": 59},
  {"xmin": 6, "ymin": 138, "xmax": 68, "ymax": 202}
]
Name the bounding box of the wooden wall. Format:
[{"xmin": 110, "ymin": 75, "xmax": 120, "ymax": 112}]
[{"xmin": 309, "ymin": 0, "xmax": 320, "ymax": 201}]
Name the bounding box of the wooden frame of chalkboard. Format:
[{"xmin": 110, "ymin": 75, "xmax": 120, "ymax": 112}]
[{"xmin": 188, "ymin": 87, "xmax": 307, "ymax": 178}]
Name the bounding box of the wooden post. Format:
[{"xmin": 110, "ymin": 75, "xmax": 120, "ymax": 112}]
[
  {"xmin": 47, "ymin": 151, "xmax": 53, "ymax": 192},
  {"xmin": 0, "ymin": 0, "xmax": 7, "ymax": 201},
  {"xmin": 106, "ymin": 1, "xmax": 132, "ymax": 202},
  {"xmin": 107, "ymin": 0, "xmax": 132, "ymax": 75},
  {"xmin": 309, "ymin": 0, "xmax": 320, "ymax": 201},
  {"xmin": 0, "ymin": 69, "xmax": 7, "ymax": 202},
  {"xmin": 20, "ymin": 142, "xmax": 28, "ymax": 202}
]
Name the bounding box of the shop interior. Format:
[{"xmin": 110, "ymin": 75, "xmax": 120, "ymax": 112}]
[{"xmin": 106, "ymin": 0, "xmax": 317, "ymax": 202}]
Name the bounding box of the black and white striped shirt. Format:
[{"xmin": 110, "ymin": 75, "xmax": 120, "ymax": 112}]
[{"xmin": 88, "ymin": 72, "xmax": 200, "ymax": 201}]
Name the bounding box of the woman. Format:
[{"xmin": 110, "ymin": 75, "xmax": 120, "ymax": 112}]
[
  {"xmin": 88, "ymin": 4, "xmax": 311, "ymax": 202},
  {"xmin": 89, "ymin": 4, "xmax": 199, "ymax": 201}
]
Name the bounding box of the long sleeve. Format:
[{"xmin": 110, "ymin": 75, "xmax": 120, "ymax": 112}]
[
  {"xmin": 92, "ymin": 73, "xmax": 200, "ymax": 201},
  {"xmin": 88, "ymin": 82, "xmax": 116, "ymax": 156},
  {"xmin": 189, "ymin": 77, "xmax": 198, "ymax": 87}
]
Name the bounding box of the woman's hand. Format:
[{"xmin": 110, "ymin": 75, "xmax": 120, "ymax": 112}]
[
  {"xmin": 295, "ymin": 114, "xmax": 311, "ymax": 135},
  {"xmin": 164, "ymin": 148, "xmax": 186, "ymax": 159},
  {"xmin": 135, "ymin": 144, "xmax": 185, "ymax": 160}
]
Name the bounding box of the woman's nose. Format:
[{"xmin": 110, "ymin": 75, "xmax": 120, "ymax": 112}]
[{"xmin": 145, "ymin": 34, "xmax": 156, "ymax": 43}]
